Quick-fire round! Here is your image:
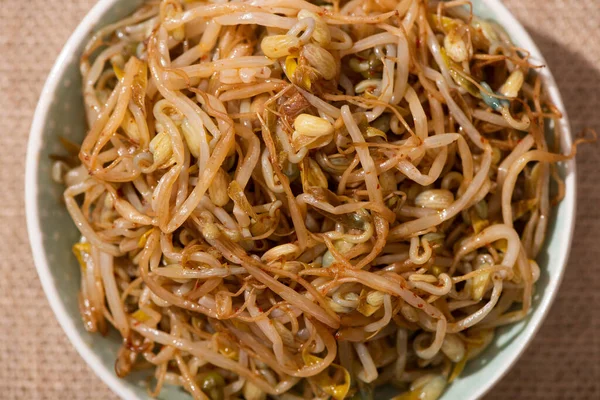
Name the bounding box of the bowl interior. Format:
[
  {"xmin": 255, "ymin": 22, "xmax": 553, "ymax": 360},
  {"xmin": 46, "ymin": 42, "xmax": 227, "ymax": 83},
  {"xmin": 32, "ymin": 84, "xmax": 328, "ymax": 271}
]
[{"xmin": 27, "ymin": 1, "xmax": 575, "ymax": 399}]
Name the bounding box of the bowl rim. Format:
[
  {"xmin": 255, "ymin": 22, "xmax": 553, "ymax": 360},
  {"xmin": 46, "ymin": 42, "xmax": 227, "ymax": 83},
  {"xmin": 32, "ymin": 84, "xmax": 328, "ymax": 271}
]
[{"xmin": 24, "ymin": 1, "xmax": 576, "ymax": 399}]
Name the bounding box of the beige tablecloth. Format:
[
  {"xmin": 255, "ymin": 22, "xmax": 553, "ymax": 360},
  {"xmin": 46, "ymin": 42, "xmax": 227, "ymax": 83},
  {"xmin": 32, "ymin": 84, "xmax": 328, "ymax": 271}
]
[{"xmin": 0, "ymin": 0, "xmax": 598, "ymax": 398}]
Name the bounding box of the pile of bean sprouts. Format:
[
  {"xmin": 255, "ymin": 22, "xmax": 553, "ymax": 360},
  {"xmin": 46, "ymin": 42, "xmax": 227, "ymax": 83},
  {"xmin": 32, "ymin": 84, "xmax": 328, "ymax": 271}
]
[{"xmin": 52, "ymin": 1, "xmax": 589, "ymax": 399}]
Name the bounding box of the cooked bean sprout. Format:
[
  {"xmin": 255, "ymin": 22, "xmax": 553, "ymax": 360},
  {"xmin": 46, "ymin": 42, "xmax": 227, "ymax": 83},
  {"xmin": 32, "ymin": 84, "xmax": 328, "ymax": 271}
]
[{"xmin": 53, "ymin": 1, "xmax": 592, "ymax": 399}]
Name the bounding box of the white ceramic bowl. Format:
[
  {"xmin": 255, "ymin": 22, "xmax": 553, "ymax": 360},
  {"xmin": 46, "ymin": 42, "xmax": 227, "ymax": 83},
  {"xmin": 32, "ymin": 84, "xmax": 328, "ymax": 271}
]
[{"xmin": 25, "ymin": 1, "xmax": 576, "ymax": 399}]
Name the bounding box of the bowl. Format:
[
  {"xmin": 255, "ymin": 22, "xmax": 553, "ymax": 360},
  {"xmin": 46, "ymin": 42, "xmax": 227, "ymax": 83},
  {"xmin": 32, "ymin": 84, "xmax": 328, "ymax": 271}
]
[{"xmin": 25, "ymin": 0, "xmax": 576, "ymax": 399}]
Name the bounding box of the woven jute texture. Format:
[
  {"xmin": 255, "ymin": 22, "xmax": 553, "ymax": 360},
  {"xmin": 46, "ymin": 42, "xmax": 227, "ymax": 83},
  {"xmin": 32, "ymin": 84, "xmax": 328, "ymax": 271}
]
[{"xmin": 0, "ymin": 0, "xmax": 598, "ymax": 399}]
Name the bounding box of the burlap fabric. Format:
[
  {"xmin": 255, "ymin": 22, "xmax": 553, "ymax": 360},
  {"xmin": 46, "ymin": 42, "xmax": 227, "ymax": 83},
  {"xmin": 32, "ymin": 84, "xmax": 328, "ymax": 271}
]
[{"xmin": 0, "ymin": 0, "xmax": 598, "ymax": 398}]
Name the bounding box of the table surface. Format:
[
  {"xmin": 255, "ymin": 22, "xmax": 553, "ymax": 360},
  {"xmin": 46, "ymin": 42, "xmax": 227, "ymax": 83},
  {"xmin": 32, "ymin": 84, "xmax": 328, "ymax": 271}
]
[{"xmin": 1, "ymin": 0, "xmax": 599, "ymax": 399}]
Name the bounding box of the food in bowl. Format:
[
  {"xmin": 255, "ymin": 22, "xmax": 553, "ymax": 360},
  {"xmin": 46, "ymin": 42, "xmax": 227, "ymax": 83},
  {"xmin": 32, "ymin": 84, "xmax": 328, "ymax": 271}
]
[{"xmin": 49, "ymin": 0, "xmax": 585, "ymax": 399}]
